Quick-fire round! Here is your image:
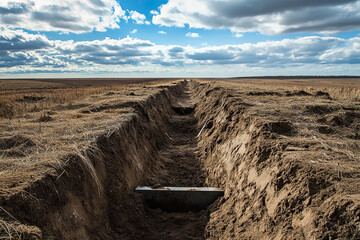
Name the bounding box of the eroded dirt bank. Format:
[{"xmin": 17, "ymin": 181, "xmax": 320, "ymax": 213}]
[
  {"xmin": 1, "ymin": 79, "xmax": 360, "ymax": 239},
  {"xmin": 192, "ymin": 81, "xmax": 360, "ymax": 239}
]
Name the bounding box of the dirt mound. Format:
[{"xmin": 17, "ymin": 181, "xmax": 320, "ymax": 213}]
[
  {"xmin": 318, "ymin": 126, "xmax": 334, "ymax": 134},
  {"xmin": 266, "ymin": 120, "xmax": 295, "ymax": 136},
  {"xmin": 315, "ymin": 91, "xmax": 331, "ymax": 98},
  {"xmin": 248, "ymin": 91, "xmax": 282, "ymax": 96},
  {"xmin": 329, "ymin": 111, "xmax": 360, "ymax": 127},
  {"xmin": 17, "ymin": 96, "xmax": 46, "ymax": 102},
  {"xmin": 305, "ymin": 105, "xmax": 339, "ymax": 115},
  {"xmin": 286, "ymin": 90, "xmax": 311, "ymax": 96}
]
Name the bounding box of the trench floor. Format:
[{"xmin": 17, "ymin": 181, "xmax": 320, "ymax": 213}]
[{"xmin": 136, "ymin": 82, "xmax": 209, "ymax": 240}]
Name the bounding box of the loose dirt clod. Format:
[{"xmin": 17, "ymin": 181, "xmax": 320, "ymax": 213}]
[
  {"xmin": 18, "ymin": 96, "xmax": 46, "ymax": 102},
  {"xmin": 0, "ymin": 135, "xmax": 35, "ymax": 150},
  {"xmin": 286, "ymin": 90, "xmax": 312, "ymax": 96}
]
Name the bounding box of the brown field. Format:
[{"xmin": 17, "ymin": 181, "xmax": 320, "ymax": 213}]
[{"xmin": 0, "ymin": 77, "xmax": 359, "ymax": 239}]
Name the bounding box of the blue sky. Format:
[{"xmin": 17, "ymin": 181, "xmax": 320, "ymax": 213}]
[{"xmin": 0, "ymin": 0, "xmax": 360, "ymax": 78}]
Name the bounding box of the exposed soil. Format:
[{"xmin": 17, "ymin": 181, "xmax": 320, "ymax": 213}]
[
  {"xmin": 1, "ymin": 79, "xmax": 360, "ymax": 239},
  {"xmin": 110, "ymin": 81, "xmax": 209, "ymax": 240},
  {"xmin": 154, "ymin": 84, "xmax": 206, "ymax": 187}
]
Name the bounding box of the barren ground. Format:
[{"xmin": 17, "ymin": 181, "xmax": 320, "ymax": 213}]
[{"xmin": 0, "ymin": 77, "xmax": 359, "ymax": 239}]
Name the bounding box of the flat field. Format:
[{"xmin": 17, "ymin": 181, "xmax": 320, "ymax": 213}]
[{"xmin": 0, "ymin": 77, "xmax": 359, "ymax": 239}]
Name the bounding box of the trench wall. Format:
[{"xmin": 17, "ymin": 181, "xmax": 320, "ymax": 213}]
[
  {"xmin": 0, "ymin": 81, "xmax": 185, "ymax": 239},
  {"xmin": 192, "ymin": 81, "xmax": 359, "ymax": 239}
]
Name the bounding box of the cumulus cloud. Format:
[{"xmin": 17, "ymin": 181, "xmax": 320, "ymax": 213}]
[
  {"xmin": 131, "ymin": 29, "xmax": 138, "ymax": 34},
  {"xmin": 0, "ymin": 27, "xmax": 159, "ymax": 69},
  {"xmin": 319, "ymin": 37, "xmax": 360, "ymax": 64},
  {"xmin": 184, "ymin": 37, "xmax": 348, "ymax": 66},
  {"xmin": 128, "ymin": 10, "xmax": 150, "ymax": 25},
  {"xmin": 186, "ymin": 32, "xmax": 200, "ymax": 38},
  {"xmin": 150, "ymin": 10, "xmax": 159, "ymax": 15},
  {"xmin": 1, "ymin": 28, "xmax": 360, "ymax": 74},
  {"xmin": 0, "ymin": 0, "xmax": 126, "ymax": 33},
  {"xmin": 153, "ymin": 0, "xmax": 360, "ymax": 35},
  {"xmin": 0, "ymin": 27, "xmax": 54, "ymax": 67},
  {"xmin": 158, "ymin": 31, "xmax": 167, "ymax": 34}
]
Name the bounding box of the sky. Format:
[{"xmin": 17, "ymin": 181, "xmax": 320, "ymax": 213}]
[{"xmin": 0, "ymin": 0, "xmax": 360, "ymax": 78}]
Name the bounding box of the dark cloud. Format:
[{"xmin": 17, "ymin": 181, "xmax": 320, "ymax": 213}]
[
  {"xmin": 0, "ymin": 15, "xmax": 21, "ymax": 24},
  {"xmin": 0, "ymin": 3, "xmax": 29, "ymax": 15},
  {"xmin": 0, "ymin": 32, "xmax": 51, "ymax": 52},
  {"xmin": 283, "ymin": 17, "xmax": 360, "ymax": 34},
  {"xmin": 0, "ymin": 40, "xmax": 50, "ymax": 51},
  {"xmin": 152, "ymin": 59, "xmax": 184, "ymax": 66},
  {"xmin": 153, "ymin": 0, "xmax": 360, "ymax": 35},
  {"xmin": 89, "ymin": 0, "xmax": 106, "ymax": 7},
  {"xmin": 50, "ymin": 22, "xmax": 92, "ymax": 32},
  {"xmin": 168, "ymin": 46, "xmax": 185, "ymax": 58},
  {"xmin": 32, "ymin": 12, "xmax": 78, "ymax": 23},
  {"xmin": 169, "ymin": 46, "xmax": 184, "ymax": 53},
  {"xmin": 0, "ymin": 0, "xmax": 126, "ymax": 33},
  {"xmin": 0, "ymin": 52, "xmax": 39, "ymax": 68},
  {"xmin": 211, "ymin": 0, "xmax": 356, "ymax": 18}
]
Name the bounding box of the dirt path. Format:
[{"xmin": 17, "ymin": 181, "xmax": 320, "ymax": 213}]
[{"xmin": 134, "ymin": 82, "xmax": 209, "ymax": 240}]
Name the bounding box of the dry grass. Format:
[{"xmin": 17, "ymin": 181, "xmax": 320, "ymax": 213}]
[
  {"xmin": 0, "ymin": 79, "xmax": 180, "ymax": 196},
  {"xmin": 197, "ymin": 77, "xmax": 360, "ymax": 100},
  {"xmin": 1, "ymin": 86, "xmax": 124, "ymax": 119},
  {"xmin": 0, "ymin": 78, "xmax": 178, "ymax": 119}
]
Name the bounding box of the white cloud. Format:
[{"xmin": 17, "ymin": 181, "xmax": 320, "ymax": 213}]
[
  {"xmin": 158, "ymin": 31, "xmax": 167, "ymax": 34},
  {"xmin": 150, "ymin": 10, "xmax": 159, "ymax": 15},
  {"xmin": 234, "ymin": 33, "xmax": 243, "ymax": 38},
  {"xmin": 128, "ymin": 10, "xmax": 147, "ymax": 24},
  {"xmin": 186, "ymin": 32, "xmax": 200, "ymax": 38},
  {"xmin": 0, "ymin": 0, "xmax": 126, "ymax": 33},
  {"xmin": 319, "ymin": 37, "xmax": 360, "ymax": 64},
  {"xmin": 131, "ymin": 29, "xmax": 138, "ymax": 34},
  {"xmin": 1, "ymin": 28, "xmax": 360, "ymax": 75},
  {"xmin": 152, "ymin": 0, "xmax": 360, "ymax": 35}
]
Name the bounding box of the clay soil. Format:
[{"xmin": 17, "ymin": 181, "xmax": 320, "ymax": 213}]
[{"xmin": 0, "ymin": 78, "xmax": 360, "ymax": 239}]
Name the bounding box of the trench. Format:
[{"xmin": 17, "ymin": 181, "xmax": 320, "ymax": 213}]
[
  {"xmin": 109, "ymin": 81, "xmax": 210, "ymax": 240},
  {"xmin": 154, "ymin": 82, "xmax": 205, "ymax": 187}
]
